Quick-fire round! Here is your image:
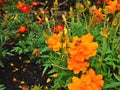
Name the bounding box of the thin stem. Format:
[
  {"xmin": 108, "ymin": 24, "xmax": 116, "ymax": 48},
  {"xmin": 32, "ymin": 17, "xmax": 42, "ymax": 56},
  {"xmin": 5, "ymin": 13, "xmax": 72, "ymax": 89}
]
[
  {"xmin": 51, "ymin": 63, "xmax": 68, "ymax": 70},
  {"xmin": 112, "ymin": 24, "xmax": 120, "ymax": 49},
  {"xmin": 101, "ymin": 37, "xmax": 107, "ymax": 61}
]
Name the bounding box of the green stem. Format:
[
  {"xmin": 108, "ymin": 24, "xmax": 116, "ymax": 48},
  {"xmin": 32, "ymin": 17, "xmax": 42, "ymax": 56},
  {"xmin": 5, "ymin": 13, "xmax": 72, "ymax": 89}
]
[
  {"xmin": 112, "ymin": 24, "xmax": 120, "ymax": 49},
  {"xmin": 51, "ymin": 63, "xmax": 68, "ymax": 70},
  {"xmin": 101, "ymin": 37, "xmax": 107, "ymax": 61}
]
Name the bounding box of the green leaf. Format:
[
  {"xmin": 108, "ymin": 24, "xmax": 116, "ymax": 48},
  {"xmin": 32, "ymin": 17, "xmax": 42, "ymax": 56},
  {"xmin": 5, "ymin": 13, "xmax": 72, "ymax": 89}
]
[
  {"xmin": 42, "ymin": 66, "xmax": 49, "ymax": 75},
  {"xmin": 0, "ymin": 61, "xmax": 4, "ymax": 68},
  {"xmin": 113, "ymin": 73, "xmax": 120, "ymax": 81},
  {"xmin": 103, "ymin": 82, "xmax": 120, "ymax": 89},
  {"xmin": 0, "ymin": 84, "xmax": 5, "ymax": 90}
]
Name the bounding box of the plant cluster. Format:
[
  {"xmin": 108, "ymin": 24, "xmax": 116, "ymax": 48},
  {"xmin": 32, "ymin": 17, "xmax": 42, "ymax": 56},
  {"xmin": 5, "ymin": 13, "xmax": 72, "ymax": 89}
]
[{"xmin": 0, "ymin": 0, "xmax": 120, "ymax": 90}]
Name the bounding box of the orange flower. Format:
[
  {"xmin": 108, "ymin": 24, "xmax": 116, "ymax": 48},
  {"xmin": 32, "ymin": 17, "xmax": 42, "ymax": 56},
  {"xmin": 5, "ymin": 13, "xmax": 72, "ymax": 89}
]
[
  {"xmin": 32, "ymin": 48, "xmax": 40, "ymax": 57},
  {"xmin": 18, "ymin": 26, "xmax": 27, "ymax": 33},
  {"xmin": 67, "ymin": 33, "xmax": 98, "ymax": 74},
  {"xmin": 68, "ymin": 69, "xmax": 104, "ymax": 90},
  {"xmin": 116, "ymin": 3, "xmax": 120, "ymax": 10},
  {"xmin": 92, "ymin": 8, "xmax": 105, "ymax": 24},
  {"xmin": 68, "ymin": 33, "xmax": 98, "ymax": 59},
  {"xmin": 16, "ymin": 2, "xmax": 26, "ymax": 9},
  {"xmin": 47, "ymin": 32, "xmax": 69, "ymax": 51},
  {"xmin": 16, "ymin": 2, "xmax": 31, "ymax": 13},
  {"xmin": 38, "ymin": 18, "xmax": 44, "ymax": 24},
  {"xmin": 54, "ymin": 24, "xmax": 64, "ymax": 33},
  {"xmin": 102, "ymin": 0, "xmax": 111, "ymax": 4},
  {"xmin": 32, "ymin": 1, "xmax": 39, "ymax": 6},
  {"xmin": 20, "ymin": 6, "xmax": 31, "ymax": 13},
  {"xmin": 47, "ymin": 32, "xmax": 62, "ymax": 51},
  {"xmin": 104, "ymin": 0, "xmax": 119, "ymax": 14},
  {"xmin": 67, "ymin": 56, "xmax": 89, "ymax": 74}
]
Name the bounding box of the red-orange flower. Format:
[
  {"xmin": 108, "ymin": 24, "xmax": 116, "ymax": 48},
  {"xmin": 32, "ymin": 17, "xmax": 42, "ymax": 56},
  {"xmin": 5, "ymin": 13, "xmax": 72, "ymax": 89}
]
[
  {"xmin": 38, "ymin": 18, "xmax": 44, "ymax": 24},
  {"xmin": 54, "ymin": 24, "xmax": 64, "ymax": 33},
  {"xmin": 16, "ymin": 2, "xmax": 26, "ymax": 9},
  {"xmin": 68, "ymin": 69, "xmax": 104, "ymax": 90},
  {"xmin": 32, "ymin": 48, "xmax": 40, "ymax": 57},
  {"xmin": 16, "ymin": 2, "xmax": 31, "ymax": 13},
  {"xmin": 116, "ymin": 3, "xmax": 120, "ymax": 10},
  {"xmin": 0, "ymin": 0, "xmax": 7, "ymax": 4},
  {"xmin": 102, "ymin": 0, "xmax": 111, "ymax": 4},
  {"xmin": 32, "ymin": 1, "xmax": 39, "ymax": 6},
  {"xmin": 20, "ymin": 6, "xmax": 31, "ymax": 13},
  {"xmin": 18, "ymin": 26, "xmax": 27, "ymax": 33},
  {"xmin": 92, "ymin": 8, "xmax": 105, "ymax": 24}
]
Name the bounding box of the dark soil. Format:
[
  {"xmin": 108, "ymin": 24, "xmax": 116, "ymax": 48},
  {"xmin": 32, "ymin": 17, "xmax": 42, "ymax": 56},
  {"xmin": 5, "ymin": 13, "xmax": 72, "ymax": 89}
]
[{"xmin": 0, "ymin": 54, "xmax": 52, "ymax": 90}]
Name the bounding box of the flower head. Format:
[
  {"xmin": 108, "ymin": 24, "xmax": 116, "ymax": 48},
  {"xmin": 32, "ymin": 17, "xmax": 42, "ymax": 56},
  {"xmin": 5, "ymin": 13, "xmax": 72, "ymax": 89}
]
[
  {"xmin": 67, "ymin": 33, "xmax": 98, "ymax": 74},
  {"xmin": 16, "ymin": 2, "xmax": 26, "ymax": 9},
  {"xmin": 47, "ymin": 32, "xmax": 62, "ymax": 51},
  {"xmin": 16, "ymin": 2, "xmax": 31, "ymax": 13},
  {"xmin": 67, "ymin": 56, "xmax": 89, "ymax": 74},
  {"xmin": 68, "ymin": 69, "xmax": 104, "ymax": 90},
  {"xmin": 92, "ymin": 8, "xmax": 105, "ymax": 24},
  {"xmin": 20, "ymin": 6, "xmax": 31, "ymax": 13},
  {"xmin": 54, "ymin": 24, "xmax": 64, "ymax": 33},
  {"xmin": 32, "ymin": 1, "xmax": 39, "ymax": 6},
  {"xmin": 104, "ymin": 0, "xmax": 119, "ymax": 14},
  {"xmin": 18, "ymin": 26, "xmax": 27, "ymax": 33},
  {"xmin": 47, "ymin": 32, "xmax": 69, "ymax": 51}
]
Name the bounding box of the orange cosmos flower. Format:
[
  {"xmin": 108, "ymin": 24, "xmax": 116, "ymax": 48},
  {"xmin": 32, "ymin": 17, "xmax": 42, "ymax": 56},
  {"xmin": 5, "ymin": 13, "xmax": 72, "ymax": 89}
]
[
  {"xmin": 32, "ymin": 1, "xmax": 39, "ymax": 6},
  {"xmin": 80, "ymin": 34, "xmax": 98, "ymax": 59},
  {"xmin": 16, "ymin": 2, "xmax": 26, "ymax": 9},
  {"xmin": 68, "ymin": 33, "xmax": 98, "ymax": 59},
  {"xmin": 47, "ymin": 32, "xmax": 62, "ymax": 51},
  {"xmin": 104, "ymin": 0, "xmax": 119, "ymax": 14},
  {"xmin": 47, "ymin": 32, "xmax": 69, "ymax": 51},
  {"xmin": 18, "ymin": 26, "xmax": 27, "ymax": 33},
  {"xmin": 67, "ymin": 34, "xmax": 98, "ymax": 74},
  {"xmin": 67, "ymin": 56, "xmax": 89, "ymax": 74},
  {"xmin": 68, "ymin": 69, "xmax": 104, "ymax": 90},
  {"xmin": 54, "ymin": 24, "xmax": 64, "ymax": 33}
]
